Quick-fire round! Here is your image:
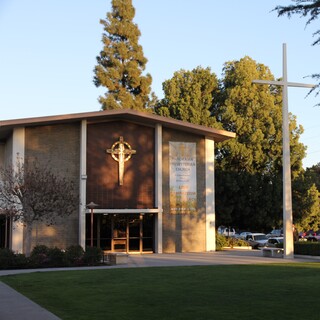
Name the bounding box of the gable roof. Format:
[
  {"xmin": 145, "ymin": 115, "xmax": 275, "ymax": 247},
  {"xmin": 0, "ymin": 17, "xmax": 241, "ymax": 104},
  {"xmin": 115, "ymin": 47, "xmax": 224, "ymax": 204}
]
[{"xmin": 0, "ymin": 109, "xmax": 235, "ymax": 142}]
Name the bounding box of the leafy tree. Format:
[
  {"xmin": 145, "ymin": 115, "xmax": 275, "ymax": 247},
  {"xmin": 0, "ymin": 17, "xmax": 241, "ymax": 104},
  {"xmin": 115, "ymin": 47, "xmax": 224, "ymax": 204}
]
[
  {"xmin": 274, "ymin": 0, "xmax": 320, "ymax": 100},
  {"xmin": 292, "ymin": 163, "xmax": 320, "ymax": 231},
  {"xmin": 215, "ymin": 56, "xmax": 306, "ymax": 230},
  {"xmin": 293, "ymin": 180, "xmax": 320, "ymax": 231},
  {"xmin": 0, "ymin": 158, "xmax": 77, "ymax": 256},
  {"xmin": 159, "ymin": 56, "xmax": 309, "ymax": 231},
  {"xmin": 155, "ymin": 66, "xmax": 221, "ymax": 127},
  {"xmin": 216, "ymin": 56, "xmax": 305, "ymax": 176},
  {"xmin": 93, "ymin": 0, "xmax": 154, "ymax": 111},
  {"xmin": 304, "ymin": 162, "xmax": 320, "ymax": 190}
]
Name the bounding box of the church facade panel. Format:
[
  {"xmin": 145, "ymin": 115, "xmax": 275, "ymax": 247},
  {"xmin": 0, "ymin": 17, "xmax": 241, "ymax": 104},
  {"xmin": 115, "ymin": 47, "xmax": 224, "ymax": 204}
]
[
  {"xmin": 24, "ymin": 124, "xmax": 80, "ymax": 251},
  {"xmin": 86, "ymin": 121, "xmax": 155, "ymax": 209},
  {"xmin": 162, "ymin": 128, "xmax": 206, "ymax": 253}
]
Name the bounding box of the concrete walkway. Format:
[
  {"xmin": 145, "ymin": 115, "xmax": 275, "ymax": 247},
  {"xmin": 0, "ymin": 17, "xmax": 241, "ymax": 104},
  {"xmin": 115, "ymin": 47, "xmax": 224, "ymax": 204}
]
[{"xmin": 0, "ymin": 250, "xmax": 319, "ymax": 320}]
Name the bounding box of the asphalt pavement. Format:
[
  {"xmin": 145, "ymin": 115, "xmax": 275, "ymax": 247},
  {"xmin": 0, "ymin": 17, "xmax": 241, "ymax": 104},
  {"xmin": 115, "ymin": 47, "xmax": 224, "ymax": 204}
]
[{"xmin": 0, "ymin": 250, "xmax": 319, "ymax": 320}]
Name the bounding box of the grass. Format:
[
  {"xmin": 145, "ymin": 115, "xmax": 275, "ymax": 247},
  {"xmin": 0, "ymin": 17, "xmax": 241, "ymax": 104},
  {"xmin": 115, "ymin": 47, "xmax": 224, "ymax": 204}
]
[{"xmin": 1, "ymin": 263, "xmax": 320, "ymax": 320}]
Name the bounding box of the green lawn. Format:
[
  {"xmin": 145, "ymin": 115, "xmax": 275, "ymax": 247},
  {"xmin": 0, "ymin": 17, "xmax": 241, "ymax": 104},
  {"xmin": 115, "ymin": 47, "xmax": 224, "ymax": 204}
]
[{"xmin": 1, "ymin": 263, "xmax": 320, "ymax": 320}]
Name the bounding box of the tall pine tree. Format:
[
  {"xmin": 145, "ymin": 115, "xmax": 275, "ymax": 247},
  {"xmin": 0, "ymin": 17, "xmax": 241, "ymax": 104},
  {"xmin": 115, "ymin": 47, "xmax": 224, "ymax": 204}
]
[{"xmin": 93, "ymin": 0, "xmax": 154, "ymax": 111}]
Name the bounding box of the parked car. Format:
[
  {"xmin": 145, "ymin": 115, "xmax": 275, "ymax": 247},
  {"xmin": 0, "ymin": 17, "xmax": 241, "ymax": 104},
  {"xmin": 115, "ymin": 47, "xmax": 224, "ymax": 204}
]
[
  {"xmin": 299, "ymin": 231, "xmax": 307, "ymax": 240},
  {"xmin": 245, "ymin": 233, "xmax": 268, "ymax": 249},
  {"xmin": 306, "ymin": 231, "xmax": 320, "ymax": 242},
  {"xmin": 266, "ymin": 229, "xmax": 283, "ymax": 238},
  {"xmin": 218, "ymin": 226, "xmax": 236, "ymax": 237},
  {"xmin": 238, "ymin": 231, "xmax": 252, "ymax": 240},
  {"xmin": 264, "ymin": 237, "xmax": 284, "ymax": 247}
]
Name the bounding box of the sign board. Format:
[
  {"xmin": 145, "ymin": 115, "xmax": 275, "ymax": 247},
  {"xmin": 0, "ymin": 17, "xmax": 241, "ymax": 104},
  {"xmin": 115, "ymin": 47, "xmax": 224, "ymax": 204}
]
[{"xmin": 169, "ymin": 142, "xmax": 197, "ymax": 214}]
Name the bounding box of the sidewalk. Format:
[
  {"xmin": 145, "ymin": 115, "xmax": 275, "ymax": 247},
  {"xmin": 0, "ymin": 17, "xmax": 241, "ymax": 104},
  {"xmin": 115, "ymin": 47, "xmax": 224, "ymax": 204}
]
[
  {"xmin": 0, "ymin": 250, "xmax": 319, "ymax": 320},
  {"xmin": 0, "ymin": 281, "xmax": 61, "ymax": 320}
]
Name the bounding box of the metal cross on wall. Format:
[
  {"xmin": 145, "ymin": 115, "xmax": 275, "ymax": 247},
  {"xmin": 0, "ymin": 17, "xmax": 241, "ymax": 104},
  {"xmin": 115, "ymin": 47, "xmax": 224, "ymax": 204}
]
[
  {"xmin": 252, "ymin": 43, "xmax": 315, "ymax": 259},
  {"xmin": 106, "ymin": 136, "xmax": 136, "ymax": 186}
]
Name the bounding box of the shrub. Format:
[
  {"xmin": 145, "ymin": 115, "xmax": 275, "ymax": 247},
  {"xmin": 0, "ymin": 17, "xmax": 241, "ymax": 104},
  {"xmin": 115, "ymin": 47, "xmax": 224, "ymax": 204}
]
[
  {"xmin": 47, "ymin": 247, "xmax": 66, "ymax": 267},
  {"xmin": 65, "ymin": 245, "xmax": 85, "ymax": 266},
  {"xmin": 216, "ymin": 234, "xmax": 250, "ymax": 250},
  {"xmin": 0, "ymin": 248, "xmax": 17, "ymax": 269},
  {"xmin": 0, "ymin": 249, "xmax": 28, "ymax": 269},
  {"xmin": 83, "ymin": 246, "xmax": 103, "ymax": 265},
  {"xmin": 0, "ymin": 245, "xmax": 105, "ymax": 269},
  {"xmin": 29, "ymin": 245, "xmax": 67, "ymax": 267},
  {"xmin": 216, "ymin": 233, "xmax": 228, "ymax": 250},
  {"xmin": 13, "ymin": 253, "xmax": 29, "ymax": 269},
  {"xmin": 228, "ymin": 237, "xmax": 250, "ymax": 248},
  {"xmin": 29, "ymin": 245, "xmax": 50, "ymax": 268},
  {"xmin": 294, "ymin": 242, "xmax": 320, "ymax": 256}
]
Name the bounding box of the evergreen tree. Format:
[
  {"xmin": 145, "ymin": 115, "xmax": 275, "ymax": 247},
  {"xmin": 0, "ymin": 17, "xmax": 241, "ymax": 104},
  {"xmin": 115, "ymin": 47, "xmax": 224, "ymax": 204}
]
[
  {"xmin": 93, "ymin": 0, "xmax": 154, "ymax": 111},
  {"xmin": 274, "ymin": 0, "xmax": 320, "ymax": 100}
]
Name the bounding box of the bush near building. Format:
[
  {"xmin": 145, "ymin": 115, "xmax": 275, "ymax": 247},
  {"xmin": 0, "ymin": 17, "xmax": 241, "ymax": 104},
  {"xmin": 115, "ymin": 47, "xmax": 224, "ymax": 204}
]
[
  {"xmin": 275, "ymin": 240, "xmax": 320, "ymax": 256},
  {"xmin": 0, "ymin": 245, "xmax": 103, "ymax": 269},
  {"xmin": 294, "ymin": 242, "xmax": 320, "ymax": 256},
  {"xmin": 216, "ymin": 234, "xmax": 250, "ymax": 250}
]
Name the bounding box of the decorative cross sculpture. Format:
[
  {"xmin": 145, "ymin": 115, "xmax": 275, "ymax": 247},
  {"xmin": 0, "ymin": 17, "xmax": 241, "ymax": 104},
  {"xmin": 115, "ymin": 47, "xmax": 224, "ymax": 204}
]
[
  {"xmin": 252, "ymin": 43, "xmax": 315, "ymax": 259},
  {"xmin": 106, "ymin": 136, "xmax": 136, "ymax": 186}
]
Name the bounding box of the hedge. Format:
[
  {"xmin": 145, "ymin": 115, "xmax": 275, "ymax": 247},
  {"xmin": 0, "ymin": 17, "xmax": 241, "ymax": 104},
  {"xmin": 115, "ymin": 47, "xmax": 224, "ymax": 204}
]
[
  {"xmin": 294, "ymin": 242, "xmax": 320, "ymax": 256},
  {"xmin": 0, "ymin": 245, "xmax": 103, "ymax": 270}
]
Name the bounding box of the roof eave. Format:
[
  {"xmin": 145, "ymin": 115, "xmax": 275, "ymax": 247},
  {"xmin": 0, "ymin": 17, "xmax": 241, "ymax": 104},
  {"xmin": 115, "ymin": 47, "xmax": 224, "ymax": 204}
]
[{"xmin": 0, "ymin": 109, "xmax": 235, "ymax": 142}]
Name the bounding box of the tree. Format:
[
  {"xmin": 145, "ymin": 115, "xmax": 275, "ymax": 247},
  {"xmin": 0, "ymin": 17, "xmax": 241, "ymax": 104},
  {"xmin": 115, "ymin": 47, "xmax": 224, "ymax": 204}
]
[
  {"xmin": 292, "ymin": 163, "xmax": 320, "ymax": 231},
  {"xmin": 274, "ymin": 0, "xmax": 320, "ymax": 100},
  {"xmin": 0, "ymin": 158, "xmax": 77, "ymax": 256},
  {"xmin": 159, "ymin": 56, "xmax": 308, "ymax": 231},
  {"xmin": 216, "ymin": 56, "xmax": 306, "ymax": 175},
  {"xmin": 215, "ymin": 56, "xmax": 306, "ymax": 230},
  {"xmin": 305, "ymin": 162, "xmax": 320, "ymax": 190},
  {"xmin": 93, "ymin": 0, "xmax": 154, "ymax": 111},
  {"xmin": 155, "ymin": 66, "xmax": 221, "ymax": 128},
  {"xmin": 292, "ymin": 175, "xmax": 320, "ymax": 232}
]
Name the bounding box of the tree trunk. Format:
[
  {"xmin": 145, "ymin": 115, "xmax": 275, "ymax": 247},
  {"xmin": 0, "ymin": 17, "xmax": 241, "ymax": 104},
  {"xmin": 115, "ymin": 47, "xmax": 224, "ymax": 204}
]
[{"xmin": 24, "ymin": 223, "xmax": 33, "ymax": 257}]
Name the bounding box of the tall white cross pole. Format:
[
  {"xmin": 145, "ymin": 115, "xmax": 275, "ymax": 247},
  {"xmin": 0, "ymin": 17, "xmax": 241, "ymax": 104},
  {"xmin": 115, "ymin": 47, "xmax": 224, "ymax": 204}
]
[{"xmin": 253, "ymin": 43, "xmax": 315, "ymax": 259}]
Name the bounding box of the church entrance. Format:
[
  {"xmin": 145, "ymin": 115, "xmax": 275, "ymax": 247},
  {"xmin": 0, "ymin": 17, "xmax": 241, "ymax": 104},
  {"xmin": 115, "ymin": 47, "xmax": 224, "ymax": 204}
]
[{"xmin": 86, "ymin": 213, "xmax": 154, "ymax": 253}]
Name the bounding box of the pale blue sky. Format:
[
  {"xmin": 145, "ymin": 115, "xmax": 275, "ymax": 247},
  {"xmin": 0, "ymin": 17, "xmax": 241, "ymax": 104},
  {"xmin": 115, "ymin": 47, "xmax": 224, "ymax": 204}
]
[{"xmin": 0, "ymin": 1, "xmax": 319, "ymax": 168}]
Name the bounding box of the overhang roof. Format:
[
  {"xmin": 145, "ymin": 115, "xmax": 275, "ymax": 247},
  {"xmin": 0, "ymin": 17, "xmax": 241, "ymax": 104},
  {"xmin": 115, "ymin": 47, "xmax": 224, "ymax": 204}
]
[{"xmin": 0, "ymin": 109, "xmax": 235, "ymax": 142}]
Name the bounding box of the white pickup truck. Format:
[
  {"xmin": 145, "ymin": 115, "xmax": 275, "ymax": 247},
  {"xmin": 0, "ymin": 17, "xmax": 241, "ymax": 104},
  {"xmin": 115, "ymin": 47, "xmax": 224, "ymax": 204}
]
[{"xmin": 218, "ymin": 227, "xmax": 236, "ymax": 237}]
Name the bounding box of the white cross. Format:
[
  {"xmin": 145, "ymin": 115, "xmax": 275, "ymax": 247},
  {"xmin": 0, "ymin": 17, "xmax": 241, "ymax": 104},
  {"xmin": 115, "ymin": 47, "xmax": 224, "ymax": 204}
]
[{"xmin": 253, "ymin": 43, "xmax": 315, "ymax": 259}]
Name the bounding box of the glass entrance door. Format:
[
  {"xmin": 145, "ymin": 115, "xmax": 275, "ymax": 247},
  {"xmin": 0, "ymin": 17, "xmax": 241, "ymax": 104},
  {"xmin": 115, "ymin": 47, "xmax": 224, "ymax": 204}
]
[
  {"xmin": 128, "ymin": 215, "xmax": 142, "ymax": 253},
  {"xmin": 111, "ymin": 213, "xmax": 154, "ymax": 253},
  {"xmin": 86, "ymin": 213, "xmax": 154, "ymax": 253},
  {"xmin": 112, "ymin": 216, "xmax": 127, "ymax": 252}
]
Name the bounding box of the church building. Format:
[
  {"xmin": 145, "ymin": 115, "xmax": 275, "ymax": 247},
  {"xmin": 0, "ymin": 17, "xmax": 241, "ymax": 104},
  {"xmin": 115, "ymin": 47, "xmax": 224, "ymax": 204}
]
[{"xmin": 0, "ymin": 109, "xmax": 235, "ymax": 254}]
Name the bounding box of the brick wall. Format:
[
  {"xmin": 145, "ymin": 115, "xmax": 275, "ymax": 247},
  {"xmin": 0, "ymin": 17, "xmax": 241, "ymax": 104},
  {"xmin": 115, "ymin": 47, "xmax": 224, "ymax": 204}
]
[
  {"xmin": 86, "ymin": 121, "xmax": 155, "ymax": 209},
  {"xmin": 25, "ymin": 123, "xmax": 80, "ymax": 251}
]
